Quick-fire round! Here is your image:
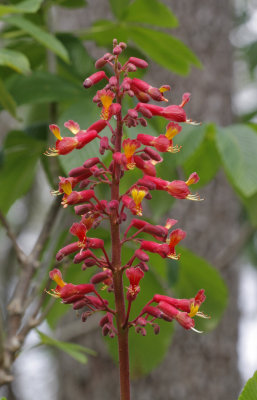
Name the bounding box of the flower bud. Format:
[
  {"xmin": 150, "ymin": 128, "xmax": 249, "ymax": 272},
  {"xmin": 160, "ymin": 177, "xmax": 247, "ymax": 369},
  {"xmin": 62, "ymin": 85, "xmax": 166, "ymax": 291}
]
[
  {"xmin": 83, "ymin": 157, "xmax": 99, "ymax": 168},
  {"xmin": 74, "ymin": 204, "xmax": 94, "ymax": 215},
  {"xmin": 91, "ymin": 270, "xmax": 112, "ymax": 284},
  {"xmin": 73, "ymin": 249, "xmax": 94, "ymax": 264},
  {"xmin": 95, "ymin": 57, "xmax": 108, "ymax": 68},
  {"xmin": 83, "ymin": 71, "xmax": 108, "ymax": 89},
  {"xmin": 56, "ymin": 242, "xmax": 80, "ymax": 261},
  {"xmin": 128, "ymin": 57, "xmax": 148, "ymax": 69},
  {"xmin": 144, "ymin": 147, "xmax": 162, "ymax": 162},
  {"xmin": 135, "ymin": 249, "xmax": 149, "ymax": 262},
  {"xmin": 113, "ymin": 45, "xmax": 122, "ymax": 55}
]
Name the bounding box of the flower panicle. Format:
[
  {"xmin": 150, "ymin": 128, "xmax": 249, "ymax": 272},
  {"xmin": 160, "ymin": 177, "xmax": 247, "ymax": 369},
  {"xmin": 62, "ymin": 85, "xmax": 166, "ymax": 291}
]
[{"xmin": 44, "ymin": 39, "xmax": 207, "ymax": 339}]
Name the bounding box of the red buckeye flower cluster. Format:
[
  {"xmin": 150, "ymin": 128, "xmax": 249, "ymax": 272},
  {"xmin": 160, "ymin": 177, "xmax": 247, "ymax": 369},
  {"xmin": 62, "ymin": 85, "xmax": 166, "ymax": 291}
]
[{"xmin": 45, "ymin": 39, "xmax": 208, "ymax": 338}]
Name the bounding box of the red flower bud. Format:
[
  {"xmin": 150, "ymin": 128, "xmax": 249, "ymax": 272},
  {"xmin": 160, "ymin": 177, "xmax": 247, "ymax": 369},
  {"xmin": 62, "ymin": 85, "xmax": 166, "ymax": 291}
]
[
  {"xmin": 83, "ymin": 71, "xmax": 108, "ymax": 88},
  {"xmin": 83, "ymin": 157, "xmax": 99, "ymax": 168},
  {"xmin": 90, "ymin": 270, "xmax": 112, "ymax": 284},
  {"xmin": 135, "ymin": 249, "xmax": 149, "ymax": 262},
  {"xmin": 74, "ymin": 204, "xmax": 94, "ymax": 215},
  {"xmin": 56, "ymin": 242, "xmax": 80, "ymax": 261},
  {"xmin": 73, "ymin": 249, "xmax": 94, "ymax": 264},
  {"xmin": 128, "ymin": 57, "xmax": 148, "ymax": 69}
]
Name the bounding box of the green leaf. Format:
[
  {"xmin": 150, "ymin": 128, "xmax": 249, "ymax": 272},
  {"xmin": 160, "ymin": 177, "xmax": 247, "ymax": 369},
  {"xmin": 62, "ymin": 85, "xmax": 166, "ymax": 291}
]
[
  {"xmin": 57, "ymin": 97, "xmax": 106, "ymax": 175},
  {"xmin": 79, "ymin": 20, "xmax": 128, "ymax": 46},
  {"xmin": 105, "ymin": 255, "xmax": 174, "ymax": 378},
  {"xmin": 4, "ymin": 15, "xmax": 69, "ymax": 62},
  {"xmin": 37, "ymin": 330, "xmax": 96, "ymax": 364},
  {"xmin": 216, "ymin": 124, "xmax": 257, "ymax": 197},
  {"xmin": 128, "ymin": 26, "xmax": 201, "ymax": 75},
  {"xmin": 0, "ymin": 48, "xmax": 30, "ymax": 74},
  {"xmin": 238, "ymin": 370, "xmax": 257, "ymax": 400},
  {"xmin": 0, "ymin": 77, "xmax": 17, "ymax": 118},
  {"xmin": 123, "ymin": 0, "xmax": 178, "ymax": 28},
  {"xmin": 6, "ymin": 71, "xmax": 81, "ymax": 106},
  {"xmin": 183, "ymin": 124, "xmax": 221, "ymax": 188},
  {"xmin": 57, "ymin": 33, "xmax": 95, "ymax": 82},
  {"xmin": 109, "ymin": 0, "xmax": 130, "ymax": 19},
  {"xmin": 0, "ymin": 0, "xmax": 43, "ymax": 16},
  {"xmin": 0, "ymin": 130, "xmax": 45, "ymax": 213},
  {"xmin": 174, "ymin": 247, "xmax": 228, "ymax": 332}
]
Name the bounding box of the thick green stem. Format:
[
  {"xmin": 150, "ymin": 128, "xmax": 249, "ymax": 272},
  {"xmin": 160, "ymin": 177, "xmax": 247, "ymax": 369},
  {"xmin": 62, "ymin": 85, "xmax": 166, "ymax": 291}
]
[{"xmin": 110, "ymin": 77, "xmax": 130, "ymax": 400}]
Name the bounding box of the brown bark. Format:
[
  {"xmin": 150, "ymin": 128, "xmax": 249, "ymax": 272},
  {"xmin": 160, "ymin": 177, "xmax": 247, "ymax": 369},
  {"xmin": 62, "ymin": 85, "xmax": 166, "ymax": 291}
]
[{"xmin": 56, "ymin": 1, "xmax": 242, "ymax": 399}]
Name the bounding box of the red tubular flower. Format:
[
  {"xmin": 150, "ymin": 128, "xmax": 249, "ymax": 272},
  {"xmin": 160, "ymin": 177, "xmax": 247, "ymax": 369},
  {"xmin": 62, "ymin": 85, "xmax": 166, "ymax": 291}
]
[
  {"xmin": 153, "ymin": 289, "xmax": 207, "ymax": 318},
  {"xmin": 134, "ymin": 156, "xmax": 157, "ymax": 177},
  {"xmin": 167, "ymin": 228, "xmax": 186, "ymax": 259},
  {"xmin": 70, "ymin": 222, "xmax": 88, "ymax": 245},
  {"xmin": 126, "ymin": 267, "xmax": 144, "ymax": 301},
  {"xmin": 131, "ymin": 219, "xmax": 168, "ymax": 241},
  {"xmin": 75, "ymin": 130, "xmax": 98, "ymax": 149},
  {"xmin": 87, "ymin": 119, "xmax": 107, "ymax": 133},
  {"xmin": 87, "ymin": 238, "xmax": 104, "ymax": 249},
  {"xmin": 83, "ymin": 71, "xmax": 108, "ymax": 88},
  {"xmin": 158, "ymin": 301, "xmax": 195, "ymax": 330},
  {"xmin": 122, "ymin": 139, "xmax": 141, "ymax": 169},
  {"xmin": 45, "ymin": 125, "xmax": 97, "ymax": 156},
  {"xmin": 140, "ymin": 241, "xmax": 170, "ymax": 258},
  {"xmin": 61, "ymin": 189, "xmax": 95, "ymax": 207},
  {"xmin": 97, "ymin": 89, "xmax": 115, "ymax": 120},
  {"xmin": 48, "ymin": 268, "xmax": 94, "ymax": 301},
  {"xmin": 56, "ymin": 242, "xmax": 81, "ymax": 261},
  {"xmin": 166, "ymin": 178, "xmax": 201, "ymax": 201},
  {"xmin": 131, "ymin": 78, "xmax": 167, "ymax": 102},
  {"xmin": 161, "ymin": 105, "xmax": 187, "ymax": 122}
]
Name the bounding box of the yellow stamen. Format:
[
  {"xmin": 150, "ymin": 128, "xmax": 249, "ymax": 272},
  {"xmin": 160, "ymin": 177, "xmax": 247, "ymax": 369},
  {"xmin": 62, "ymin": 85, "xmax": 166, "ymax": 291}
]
[
  {"xmin": 44, "ymin": 147, "xmax": 59, "ymax": 157},
  {"xmin": 186, "ymin": 194, "xmax": 204, "ymax": 201}
]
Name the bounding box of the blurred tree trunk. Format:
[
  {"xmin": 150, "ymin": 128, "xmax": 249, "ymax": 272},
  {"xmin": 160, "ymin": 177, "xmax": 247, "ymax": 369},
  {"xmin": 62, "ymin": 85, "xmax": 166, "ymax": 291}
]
[{"xmin": 57, "ymin": 0, "xmax": 242, "ymax": 399}]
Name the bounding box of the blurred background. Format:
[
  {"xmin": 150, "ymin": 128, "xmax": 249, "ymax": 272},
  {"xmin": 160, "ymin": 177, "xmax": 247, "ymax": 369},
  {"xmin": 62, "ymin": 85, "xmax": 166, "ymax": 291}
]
[{"xmin": 0, "ymin": 0, "xmax": 257, "ymax": 399}]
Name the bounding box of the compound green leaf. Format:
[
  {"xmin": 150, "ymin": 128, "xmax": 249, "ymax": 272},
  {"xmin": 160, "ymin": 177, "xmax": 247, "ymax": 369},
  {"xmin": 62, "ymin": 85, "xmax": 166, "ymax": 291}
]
[
  {"xmin": 128, "ymin": 26, "xmax": 201, "ymax": 75},
  {"xmin": 5, "ymin": 15, "xmax": 69, "ymax": 62},
  {"xmin": 238, "ymin": 370, "xmax": 257, "ymax": 400},
  {"xmin": 0, "ymin": 0, "xmax": 43, "ymax": 16},
  {"xmin": 123, "ymin": 0, "xmax": 178, "ymax": 28},
  {"xmin": 173, "ymin": 247, "xmax": 228, "ymax": 332},
  {"xmin": 216, "ymin": 124, "xmax": 257, "ymax": 197},
  {"xmin": 0, "ymin": 48, "xmax": 30, "ymax": 74}
]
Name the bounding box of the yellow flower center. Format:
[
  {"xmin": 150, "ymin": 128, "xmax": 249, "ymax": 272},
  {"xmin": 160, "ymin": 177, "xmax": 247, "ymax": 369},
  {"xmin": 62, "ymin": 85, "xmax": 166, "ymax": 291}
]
[
  {"xmin": 61, "ymin": 181, "xmax": 72, "ymax": 195},
  {"xmin": 165, "ymin": 126, "xmax": 180, "ymax": 140},
  {"xmin": 188, "ymin": 303, "xmax": 199, "ymax": 317}
]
